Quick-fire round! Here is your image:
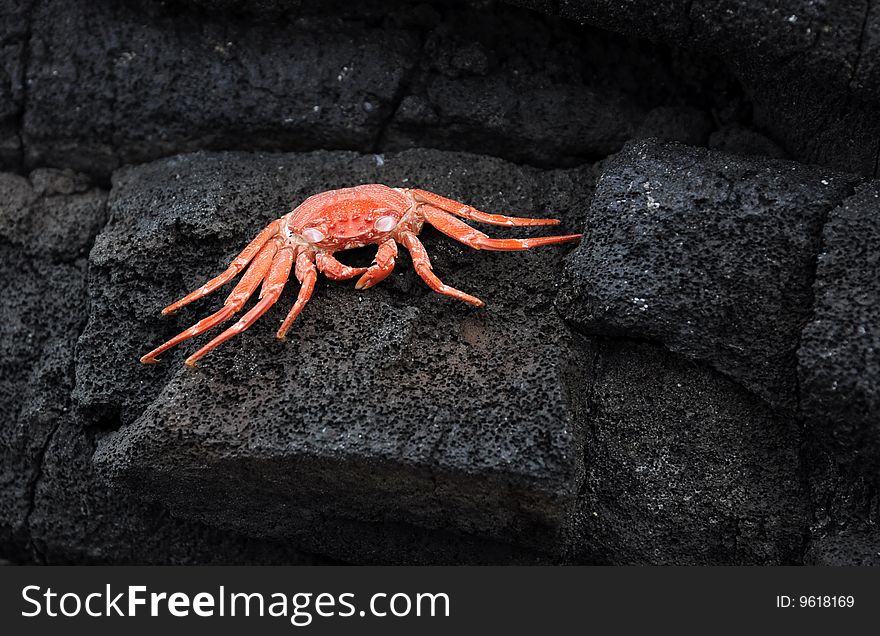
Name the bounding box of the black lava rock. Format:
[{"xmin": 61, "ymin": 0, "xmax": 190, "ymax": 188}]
[
  {"xmin": 27, "ymin": 416, "xmax": 332, "ymax": 565},
  {"xmin": 17, "ymin": 0, "xmax": 743, "ymax": 178},
  {"xmin": 0, "ymin": 170, "xmax": 325, "ymax": 563},
  {"xmin": 707, "ymin": 124, "xmax": 788, "ymax": 160},
  {"xmin": 803, "ymin": 442, "xmax": 880, "ymax": 567},
  {"xmin": 557, "ymin": 139, "xmax": 856, "ymax": 410},
  {"xmin": 635, "ymin": 106, "xmax": 715, "ymax": 148},
  {"xmin": 572, "ymin": 339, "xmax": 807, "ymax": 565},
  {"xmin": 1, "ymin": 0, "xmax": 877, "ymax": 567},
  {"xmin": 799, "ymin": 182, "xmax": 880, "ymax": 456},
  {"xmin": 0, "ymin": 237, "xmax": 88, "ymax": 560},
  {"xmin": 0, "ymin": 0, "xmax": 29, "ymax": 169},
  {"xmin": 798, "ymin": 182, "xmax": 880, "ymax": 565},
  {"xmin": 515, "ymin": 0, "xmax": 880, "ymax": 176},
  {"xmin": 23, "ymin": 0, "xmax": 420, "ymax": 176},
  {"xmin": 79, "ymin": 149, "xmax": 592, "ymax": 561},
  {"xmin": 806, "ymin": 528, "xmax": 880, "ymax": 566},
  {"xmin": 0, "ymin": 169, "xmax": 108, "ymax": 260},
  {"xmin": 0, "ymin": 172, "xmax": 106, "ymax": 554},
  {"xmin": 382, "ymin": 5, "xmax": 713, "ymax": 167}
]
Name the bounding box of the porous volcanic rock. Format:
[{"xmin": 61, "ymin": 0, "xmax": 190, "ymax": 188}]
[
  {"xmin": 806, "ymin": 531, "xmax": 880, "ymax": 567},
  {"xmin": 803, "ymin": 444, "xmax": 880, "ymax": 567},
  {"xmin": 0, "ymin": 169, "xmax": 332, "ymax": 564},
  {"xmin": 798, "ymin": 182, "xmax": 880, "ymax": 566},
  {"xmin": 634, "ymin": 106, "xmax": 714, "ymax": 148},
  {"xmin": 515, "ymin": 0, "xmax": 880, "ymax": 177},
  {"xmin": 20, "ymin": 0, "xmax": 741, "ymax": 178},
  {"xmin": 0, "ymin": 170, "xmax": 105, "ymax": 559},
  {"xmin": 2, "ymin": 0, "xmax": 877, "ymax": 567},
  {"xmin": 806, "ymin": 527, "xmax": 880, "ymax": 567},
  {"xmin": 557, "ymin": 139, "xmax": 856, "ymax": 410},
  {"xmin": 799, "ymin": 181, "xmax": 880, "ymax": 457},
  {"xmin": 381, "ymin": 4, "xmax": 718, "ymax": 167},
  {"xmin": 572, "ymin": 339, "xmax": 807, "ymax": 565},
  {"xmin": 27, "ymin": 417, "xmax": 335, "ymax": 564},
  {"xmin": 0, "ymin": 0, "xmax": 29, "ymax": 169},
  {"xmin": 81, "ymin": 148, "xmax": 592, "ymax": 561},
  {"xmin": 23, "ymin": 0, "xmax": 420, "ymax": 176}
]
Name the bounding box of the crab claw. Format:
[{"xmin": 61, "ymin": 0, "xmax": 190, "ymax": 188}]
[{"xmin": 355, "ymin": 238, "xmax": 398, "ymax": 290}]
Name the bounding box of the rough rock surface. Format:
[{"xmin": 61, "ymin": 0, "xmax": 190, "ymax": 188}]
[
  {"xmin": 516, "ymin": 0, "xmax": 880, "ymax": 177},
  {"xmin": 23, "ymin": 0, "xmax": 419, "ymax": 176},
  {"xmin": 17, "ymin": 0, "xmax": 738, "ymax": 177},
  {"xmin": 0, "ymin": 0, "xmax": 878, "ymax": 566},
  {"xmin": 9, "ymin": 1, "xmax": 880, "ymax": 175},
  {"xmin": 634, "ymin": 106, "xmax": 714, "ymax": 148},
  {"xmin": 798, "ymin": 182, "xmax": 880, "ymax": 565},
  {"xmin": 0, "ymin": 0, "xmax": 29, "ymax": 169},
  {"xmin": 707, "ymin": 124, "xmax": 788, "ymax": 160},
  {"xmin": 381, "ymin": 5, "xmax": 718, "ymax": 166},
  {"xmin": 803, "ymin": 444, "xmax": 880, "ymax": 567},
  {"xmin": 0, "ymin": 170, "xmax": 329, "ymax": 563},
  {"xmin": 573, "ymin": 339, "xmax": 807, "ymax": 565},
  {"xmin": 0, "ymin": 170, "xmax": 103, "ymax": 559},
  {"xmin": 27, "ymin": 417, "xmax": 333, "ymax": 564},
  {"xmin": 79, "ymin": 149, "xmax": 591, "ymax": 561},
  {"xmin": 799, "ymin": 182, "xmax": 880, "ymax": 456},
  {"xmin": 806, "ymin": 530, "xmax": 880, "ymax": 567},
  {"xmin": 557, "ymin": 139, "xmax": 856, "ymax": 410}
]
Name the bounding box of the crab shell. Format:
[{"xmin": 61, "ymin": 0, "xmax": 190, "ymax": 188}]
[
  {"xmin": 141, "ymin": 183, "xmax": 582, "ymax": 366},
  {"xmin": 284, "ymin": 184, "xmax": 420, "ymax": 251}
]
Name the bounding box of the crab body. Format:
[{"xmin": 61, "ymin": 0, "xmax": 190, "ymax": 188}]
[
  {"xmin": 286, "ymin": 184, "xmax": 417, "ymax": 250},
  {"xmin": 141, "ymin": 184, "xmax": 581, "ymax": 366}
]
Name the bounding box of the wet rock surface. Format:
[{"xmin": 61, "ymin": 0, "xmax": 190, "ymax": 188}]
[{"xmin": 557, "ymin": 139, "xmax": 856, "ymax": 410}]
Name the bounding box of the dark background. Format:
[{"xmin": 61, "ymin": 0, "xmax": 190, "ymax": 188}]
[{"xmin": 0, "ymin": 0, "xmax": 877, "ymax": 565}]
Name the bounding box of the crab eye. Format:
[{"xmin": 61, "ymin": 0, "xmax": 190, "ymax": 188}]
[
  {"xmin": 374, "ymin": 215, "xmax": 397, "ymax": 232},
  {"xmin": 302, "ymin": 228, "xmax": 325, "ymax": 243}
]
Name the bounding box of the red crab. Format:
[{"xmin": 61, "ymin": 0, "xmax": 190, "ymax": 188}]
[{"xmin": 141, "ymin": 185, "xmax": 582, "ymax": 366}]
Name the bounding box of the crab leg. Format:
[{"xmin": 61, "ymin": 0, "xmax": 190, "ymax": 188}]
[
  {"xmin": 185, "ymin": 246, "xmax": 295, "ymax": 366},
  {"xmin": 355, "ymin": 238, "xmax": 398, "ymax": 290},
  {"xmin": 140, "ymin": 240, "xmax": 280, "ymax": 364},
  {"xmin": 421, "ymin": 208, "xmax": 581, "ymax": 251},
  {"xmin": 315, "ymin": 252, "xmax": 368, "ymax": 280},
  {"xmin": 277, "ymin": 251, "xmax": 318, "ymax": 340},
  {"xmin": 411, "ymin": 189, "xmax": 561, "ymax": 227},
  {"xmin": 161, "ymin": 220, "xmax": 281, "ymax": 315},
  {"xmin": 399, "ymin": 231, "xmax": 484, "ymax": 307}
]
